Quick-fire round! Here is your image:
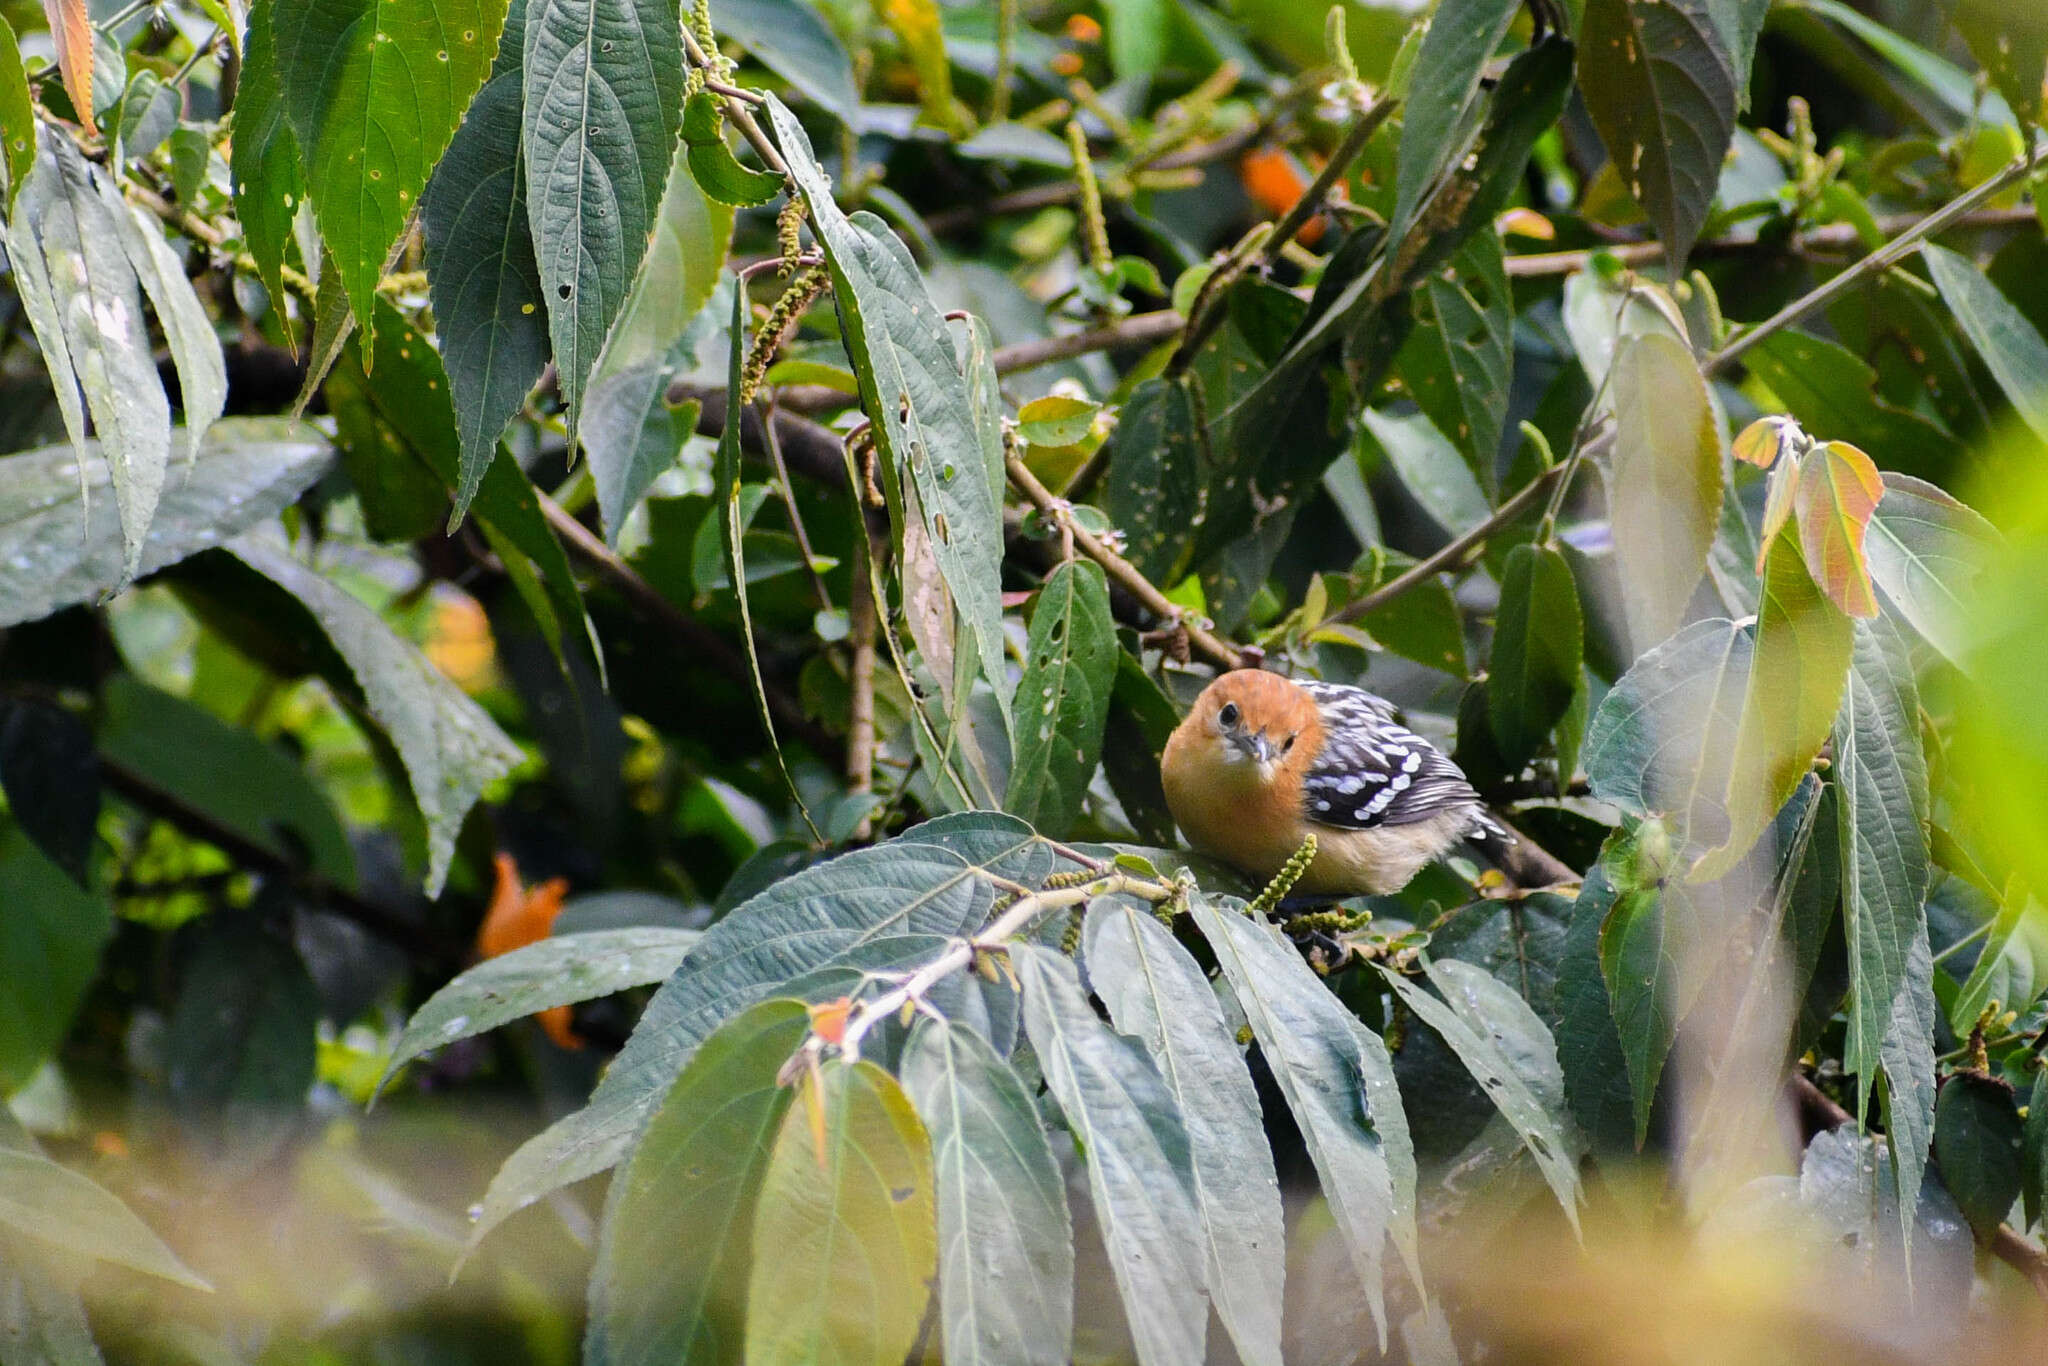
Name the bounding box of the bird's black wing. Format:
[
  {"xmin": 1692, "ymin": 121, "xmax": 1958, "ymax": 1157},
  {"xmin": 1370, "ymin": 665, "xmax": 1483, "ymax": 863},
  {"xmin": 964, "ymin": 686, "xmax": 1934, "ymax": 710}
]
[{"xmin": 1296, "ymin": 682, "xmax": 1482, "ymax": 830}]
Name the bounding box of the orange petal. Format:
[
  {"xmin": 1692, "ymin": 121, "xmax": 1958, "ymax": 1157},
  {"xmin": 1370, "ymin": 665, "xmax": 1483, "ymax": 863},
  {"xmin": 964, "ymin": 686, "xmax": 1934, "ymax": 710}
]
[
  {"xmin": 808, "ymin": 995, "xmax": 854, "ymax": 1046},
  {"xmin": 538, "ymin": 1005, "xmax": 583, "ymax": 1051}
]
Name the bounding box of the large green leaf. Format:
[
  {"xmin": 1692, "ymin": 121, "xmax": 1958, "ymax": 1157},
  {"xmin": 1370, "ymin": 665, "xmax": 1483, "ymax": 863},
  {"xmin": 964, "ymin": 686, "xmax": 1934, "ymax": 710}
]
[
  {"xmin": 229, "ymin": 536, "xmax": 525, "ymax": 896},
  {"xmin": 1489, "ymin": 542, "xmax": 1583, "ymax": 769},
  {"xmin": 1923, "ymin": 242, "xmax": 2048, "ymax": 447},
  {"xmin": 1004, "ymin": 561, "xmax": 1116, "ymax": 837},
  {"xmin": 1578, "ymin": 0, "xmax": 1736, "ymax": 270},
  {"xmin": 1934, "ymin": 1071, "xmax": 2024, "ymax": 1241},
  {"xmin": 583, "ymin": 131, "xmax": 731, "ymax": 539},
  {"xmin": 1609, "ymin": 330, "xmax": 1722, "ymax": 652},
  {"xmin": 1744, "ymin": 331, "xmax": 1955, "ymax": 483},
  {"xmin": 746, "ymin": 1060, "xmax": 937, "ymax": 1366},
  {"xmin": 273, "ymin": 0, "xmax": 507, "ymax": 350},
  {"xmin": 586, "ymin": 999, "xmax": 808, "ymax": 1366},
  {"xmin": 1014, "ymin": 945, "xmax": 1206, "ymax": 1366},
  {"xmin": 768, "ymin": 97, "xmax": 1011, "ymax": 715},
  {"xmin": 1591, "ymin": 824, "xmax": 1692, "ymax": 1146},
  {"xmin": 106, "ymin": 187, "xmax": 226, "ymax": 468},
  {"xmin": 1936, "ymin": 0, "xmax": 2047, "ymax": 127},
  {"xmin": 0, "ymin": 828, "xmax": 110, "ymax": 1093},
  {"xmin": 0, "ymin": 698, "xmax": 95, "ymax": 886},
  {"xmin": 1380, "ymin": 958, "xmax": 1583, "ymax": 1231},
  {"xmin": 17, "ymin": 133, "xmax": 171, "ymax": 580},
  {"xmin": 0, "ymin": 18, "xmax": 33, "ymax": 208},
  {"xmin": 0, "ymin": 419, "xmax": 331, "ymax": 628},
  {"xmin": 231, "ymin": 1, "xmax": 305, "ymax": 312},
  {"xmin": 1191, "ymin": 901, "xmax": 1417, "ymax": 1347},
  {"xmin": 1834, "ymin": 616, "xmax": 1929, "ymax": 1127},
  {"xmin": 1391, "ymin": 0, "xmax": 1520, "ymax": 241},
  {"xmin": 1706, "ymin": 0, "xmax": 1772, "ymax": 101},
  {"xmin": 1693, "ymin": 529, "xmax": 1851, "ymax": 880},
  {"xmin": 422, "ymin": 0, "xmax": 549, "ymax": 524},
  {"xmin": 1361, "ymin": 407, "xmax": 1489, "ymax": 535},
  {"xmin": 1878, "ymin": 927, "xmax": 1937, "ymax": 1258},
  {"xmin": 2024, "ymin": 1068, "xmax": 2048, "ymax": 1230},
  {"xmin": 524, "ymin": 0, "xmax": 684, "ymax": 432},
  {"xmin": 0, "ymin": 1149, "xmax": 207, "ymax": 1290},
  {"xmin": 469, "ymin": 814, "xmax": 1049, "ymax": 1249},
  {"xmin": 1865, "ymin": 472, "xmax": 1996, "ymax": 666},
  {"xmin": 1554, "ymin": 862, "xmax": 1639, "ymax": 1151},
  {"xmin": 900, "ymin": 1017, "xmax": 1074, "ymax": 1366},
  {"xmin": 99, "ymin": 674, "xmax": 357, "ymax": 888},
  {"xmin": 1103, "ymin": 376, "xmax": 1202, "ymax": 584},
  {"xmin": 382, "ymin": 928, "xmax": 701, "ymax": 1089},
  {"xmin": 1392, "ymin": 229, "xmax": 1513, "ymax": 491},
  {"xmin": 164, "ymin": 924, "xmax": 319, "ymax": 1166},
  {"xmin": 1583, "ymin": 617, "xmax": 1750, "ymax": 856},
  {"xmin": 1085, "ymin": 900, "xmax": 1284, "ymax": 1366}
]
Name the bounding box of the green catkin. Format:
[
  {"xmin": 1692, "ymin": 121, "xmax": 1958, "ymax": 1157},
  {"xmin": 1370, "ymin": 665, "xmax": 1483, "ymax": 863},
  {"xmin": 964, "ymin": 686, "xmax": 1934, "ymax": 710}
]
[
  {"xmin": 1248, "ymin": 833, "xmax": 1317, "ymax": 915},
  {"xmin": 776, "ymin": 191, "xmax": 805, "ymax": 272},
  {"xmin": 1066, "ymin": 119, "xmax": 1113, "ymax": 273},
  {"xmin": 738, "ymin": 266, "xmax": 829, "ymax": 406},
  {"xmin": 1061, "ymin": 907, "xmax": 1084, "ymax": 956}
]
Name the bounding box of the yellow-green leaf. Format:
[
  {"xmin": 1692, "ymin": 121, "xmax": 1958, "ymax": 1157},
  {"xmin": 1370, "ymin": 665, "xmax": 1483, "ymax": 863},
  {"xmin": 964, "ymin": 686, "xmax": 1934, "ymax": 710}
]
[
  {"xmin": 871, "ymin": 0, "xmax": 969, "ymax": 137},
  {"xmin": 1609, "ymin": 330, "xmax": 1722, "ymax": 652},
  {"xmin": 744, "ymin": 1060, "xmax": 937, "ymax": 1366},
  {"xmin": 1692, "ymin": 527, "xmax": 1852, "ymax": 881},
  {"xmin": 1791, "ymin": 439, "xmax": 1884, "ymax": 619}
]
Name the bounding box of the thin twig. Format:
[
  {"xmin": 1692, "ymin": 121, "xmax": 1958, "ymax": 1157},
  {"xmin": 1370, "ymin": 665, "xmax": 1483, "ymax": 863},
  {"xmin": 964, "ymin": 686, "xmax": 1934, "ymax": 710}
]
[
  {"xmin": 679, "ymin": 25, "xmax": 788, "ymax": 176},
  {"xmin": 1260, "ymin": 96, "xmax": 1395, "ymax": 265},
  {"xmin": 1006, "ymin": 451, "xmax": 1244, "ymax": 670},
  {"xmin": 993, "ymin": 309, "xmax": 1185, "ymax": 374},
  {"xmin": 845, "ymin": 528, "xmax": 879, "ymax": 841}
]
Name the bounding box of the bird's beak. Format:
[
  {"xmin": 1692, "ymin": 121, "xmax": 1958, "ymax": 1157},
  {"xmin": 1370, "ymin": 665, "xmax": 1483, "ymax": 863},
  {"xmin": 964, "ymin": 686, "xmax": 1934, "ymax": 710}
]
[{"xmin": 1230, "ymin": 730, "xmax": 1273, "ymax": 765}]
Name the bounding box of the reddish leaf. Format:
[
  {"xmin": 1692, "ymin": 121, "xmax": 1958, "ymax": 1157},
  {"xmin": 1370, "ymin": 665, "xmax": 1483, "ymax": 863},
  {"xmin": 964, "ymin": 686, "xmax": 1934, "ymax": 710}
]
[
  {"xmin": 1792, "ymin": 440, "xmax": 1884, "ymax": 619},
  {"xmin": 41, "ymin": 0, "xmax": 93, "ymax": 134}
]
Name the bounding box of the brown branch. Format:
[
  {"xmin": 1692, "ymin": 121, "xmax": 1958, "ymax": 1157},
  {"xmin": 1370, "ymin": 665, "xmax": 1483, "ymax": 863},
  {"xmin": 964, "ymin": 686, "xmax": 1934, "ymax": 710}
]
[
  {"xmin": 992, "ymin": 309, "xmax": 1185, "ymax": 375},
  {"xmin": 1503, "ymin": 205, "xmax": 2040, "ymax": 279},
  {"xmin": 1791, "ymin": 1074, "xmax": 2048, "ymax": 1301},
  {"xmin": 536, "ymin": 492, "xmax": 841, "ymax": 759},
  {"xmin": 99, "ymin": 759, "xmax": 460, "ymax": 965},
  {"xmin": 1005, "ymin": 451, "xmax": 1245, "ymax": 671},
  {"xmin": 846, "ymin": 543, "xmax": 879, "ymax": 841},
  {"xmin": 924, "ymin": 124, "xmax": 1263, "ymax": 236}
]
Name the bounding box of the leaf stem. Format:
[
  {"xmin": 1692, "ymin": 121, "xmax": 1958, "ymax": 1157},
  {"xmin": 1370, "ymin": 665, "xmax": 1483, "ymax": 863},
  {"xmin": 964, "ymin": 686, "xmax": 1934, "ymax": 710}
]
[
  {"xmin": 679, "ymin": 25, "xmax": 787, "ymax": 174},
  {"xmin": 1929, "ymin": 917, "xmax": 1994, "ymax": 967}
]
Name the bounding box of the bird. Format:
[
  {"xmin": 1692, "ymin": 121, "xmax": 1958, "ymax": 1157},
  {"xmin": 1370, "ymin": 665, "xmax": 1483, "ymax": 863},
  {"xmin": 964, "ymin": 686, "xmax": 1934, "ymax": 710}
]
[{"xmin": 1160, "ymin": 670, "xmax": 1502, "ymax": 897}]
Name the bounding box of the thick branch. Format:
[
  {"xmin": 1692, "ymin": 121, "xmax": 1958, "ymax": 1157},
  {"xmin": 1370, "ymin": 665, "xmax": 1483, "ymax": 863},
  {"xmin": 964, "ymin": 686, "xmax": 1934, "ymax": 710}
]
[{"xmin": 993, "ymin": 309, "xmax": 1185, "ymax": 374}]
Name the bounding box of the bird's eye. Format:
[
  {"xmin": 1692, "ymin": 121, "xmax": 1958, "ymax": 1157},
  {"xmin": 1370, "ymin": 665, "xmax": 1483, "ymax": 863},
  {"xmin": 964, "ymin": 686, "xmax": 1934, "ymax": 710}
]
[
  {"xmin": 1282, "ymin": 734, "xmax": 1296, "ymax": 753},
  {"xmin": 1217, "ymin": 701, "xmax": 1240, "ymax": 729}
]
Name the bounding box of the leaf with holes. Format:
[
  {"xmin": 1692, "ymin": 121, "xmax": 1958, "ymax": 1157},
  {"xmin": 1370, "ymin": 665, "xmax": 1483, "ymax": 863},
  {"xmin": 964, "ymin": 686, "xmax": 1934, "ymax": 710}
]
[
  {"xmin": 1104, "ymin": 377, "xmax": 1203, "ymax": 584},
  {"xmin": 1578, "ymin": 0, "xmax": 1736, "ymax": 271},
  {"xmin": 232, "ymin": 3, "xmax": 306, "ymax": 316},
  {"xmin": 1792, "ymin": 440, "xmax": 1883, "ymax": 619},
  {"xmin": 1004, "ymin": 561, "xmax": 1116, "ymax": 837},
  {"xmin": 273, "ymin": 0, "xmax": 506, "ymax": 351},
  {"xmin": 0, "ymin": 18, "xmax": 34, "ymax": 208},
  {"xmin": 524, "ymin": 0, "xmax": 684, "ymax": 432}
]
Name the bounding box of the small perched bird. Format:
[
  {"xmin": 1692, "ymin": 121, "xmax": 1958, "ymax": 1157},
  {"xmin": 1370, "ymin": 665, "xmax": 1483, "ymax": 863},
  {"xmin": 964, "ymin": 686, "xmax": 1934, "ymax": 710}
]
[{"xmin": 1161, "ymin": 670, "xmax": 1501, "ymax": 896}]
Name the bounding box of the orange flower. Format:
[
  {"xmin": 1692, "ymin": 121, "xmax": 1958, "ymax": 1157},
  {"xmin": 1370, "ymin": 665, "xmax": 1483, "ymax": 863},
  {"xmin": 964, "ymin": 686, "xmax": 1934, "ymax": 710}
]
[
  {"xmin": 475, "ymin": 852, "xmax": 579, "ymax": 1049},
  {"xmin": 1239, "ymin": 147, "xmax": 1325, "ymax": 246}
]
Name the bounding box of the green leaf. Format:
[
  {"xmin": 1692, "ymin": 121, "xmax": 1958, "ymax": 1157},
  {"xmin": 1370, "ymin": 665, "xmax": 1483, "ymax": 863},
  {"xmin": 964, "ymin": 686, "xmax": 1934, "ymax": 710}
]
[
  {"xmin": 900, "ymin": 1017, "xmax": 1074, "ymax": 1366},
  {"xmin": 715, "ymin": 0, "xmax": 860, "ymax": 123},
  {"xmin": 99, "ymin": 674, "xmax": 357, "ymax": 888},
  {"xmin": 0, "ymin": 1148, "xmax": 208, "ymax": 1290},
  {"xmin": 1877, "ymin": 927, "xmax": 1937, "ymax": 1258},
  {"xmin": 587, "ymin": 999, "xmax": 808, "ymax": 1366},
  {"xmin": 422, "ymin": 0, "xmax": 549, "ymax": 524},
  {"xmin": 1865, "ymin": 472, "xmax": 1996, "ymax": 666},
  {"xmin": 228, "ymin": 536, "xmax": 525, "ymax": 896},
  {"xmin": 1004, "ymin": 560, "xmax": 1116, "ymax": 837},
  {"xmin": 1361, "ymin": 407, "xmax": 1489, "ymax": 535},
  {"xmin": 1191, "ymin": 900, "xmax": 1416, "ymax": 1348},
  {"xmin": 1577, "ymin": 0, "xmax": 1736, "ymax": 270},
  {"xmin": 1934, "ymin": 1071, "xmax": 2024, "ymax": 1241},
  {"xmin": 1835, "ymin": 615, "xmax": 1930, "ymax": 1124},
  {"xmin": 1380, "ymin": 958, "xmax": 1583, "ymax": 1232},
  {"xmin": 1554, "ymin": 861, "xmax": 1639, "ymax": 1151},
  {"xmin": 745, "ymin": 1060, "xmax": 936, "ymax": 1366},
  {"xmin": 1392, "ymin": 229, "xmax": 1513, "ymax": 491},
  {"xmin": 1693, "ymin": 529, "xmax": 1852, "ymax": 880},
  {"xmin": 1583, "ymin": 617, "xmax": 1750, "ymax": 856},
  {"xmin": 681, "ymin": 92, "xmax": 783, "ymax": 206},
  {"xmin": 0, "ymin": 1233, "xmax": 99, "ymax": 1366},
  {"xmin": 584, "ymin": 135, "xmax": 732, "ymax": 539},
  {"xmin": 1743, "ymin": 331, "xmax": 1955, "ymax": 484},
  {"xmin": 17, "ymin": 133, "xmax": 172, "ymax": 581},
  {"xmin": 106, "ymin": 188, "xmax": 228, "ymax": 468},
  {"xmin": 769, "ymin": 97, "xmax": 1011, "ymax": 716},
  {"xmin": 1014, "ymin": 944, "xmax": 1205, "ymax": 1366},
  {"xmin": 1391, "ymin": 0, "xmax": 1519, "ymax": 241},
  {"xmin": 0, "ymin": 418, "xmax": 332, "ymax": 629},
  {"xmin": 524, "ymin": 0, "xmax": 685, "ymax": 432},
  {"xmin": 1103, "ymin": 376, "xmax": 1202, "ymax": 584},
  {"xmin": 1489, "ymin": 542, "xmax": 1583, "ymax": 769},
  {"xmin": 1017, "ymin": 395, "xmax": 1100, "ymax": 448},
  {"xmin": 2024, "ymin": 1068, "xmax": 2048, "ymax": 1230},
  {"xmin": 1706, "ymin": 0, "xmax": 1772, "ymax": 102},
  {"xmin": 469, "ymin": 814, "xmax": 1049, "ymax": 1249},
  {"xmin": 1923, "ymin": 242, "xmax": 2048, "ymax": 447},
  {"xmin": 1085, "ymin": 900, "xmax": 1284, "ymax": 1366},
  {"xmin": 0, "ymin": 699, "xmax": 96, "ymax": 887},
  {"xmin": 1591, "ymin": 823, "xmax": 1696, "ymax": 1146},
  {"xmin": 1950, "ymin": 894, "xmax": 2034, "ymax": 1038},
  {"xmin": 382, "ymin": 928, "xmax": 701, "ymax": 1089},
  {"xmin": 273, "ymin": 0, "xmax": 506, "ymax": 351},
  {"xmin": 111, "ymin": 69, "xmax": 179, "ymax": 165},
  {"xmin": 0, "ymin": 18, "xmax": 35, "ymax": 208},
  {"xmin": 1937, "ymin": 0, "xmax": 2047, "ymax": 128},
  {"xmin": 869, "ymin": 0, "xmax": 967, "ymax": 137},
  {"xmin": 0, "ymin": 828, "xmax": 110, "ymax": 1093},
  {"xmin": 164, "ymin": 924, "xmax": 318, "ymax": 1167},
  {"xmin": 1609, "ymin": 330, "xmax": 1722, "ymax": 651},
  {"xmin": 232, "ymin": 3, "xmax": 304, "ymax": 311}
]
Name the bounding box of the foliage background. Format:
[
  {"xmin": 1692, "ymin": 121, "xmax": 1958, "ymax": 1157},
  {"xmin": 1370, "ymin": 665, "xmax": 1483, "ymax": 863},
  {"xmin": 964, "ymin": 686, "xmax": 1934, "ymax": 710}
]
[{"xmin": 1, "ymin": 0, "xmax": 2048, "ymax": 1362}]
